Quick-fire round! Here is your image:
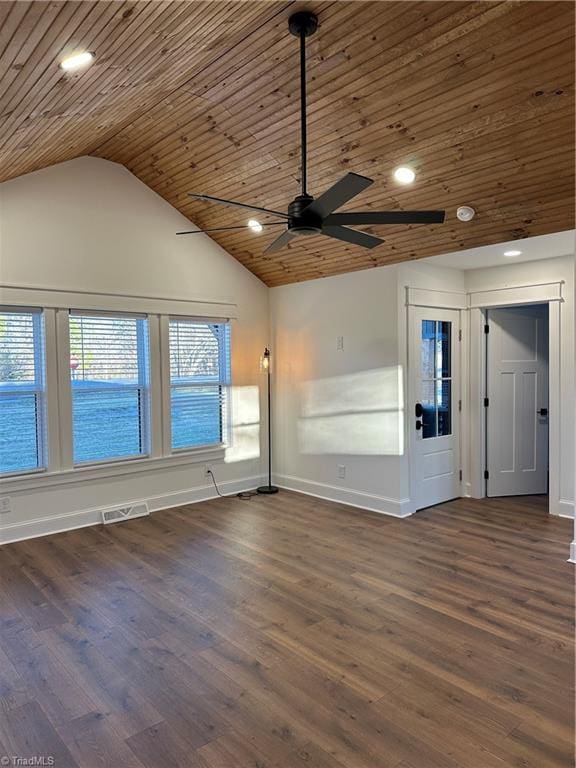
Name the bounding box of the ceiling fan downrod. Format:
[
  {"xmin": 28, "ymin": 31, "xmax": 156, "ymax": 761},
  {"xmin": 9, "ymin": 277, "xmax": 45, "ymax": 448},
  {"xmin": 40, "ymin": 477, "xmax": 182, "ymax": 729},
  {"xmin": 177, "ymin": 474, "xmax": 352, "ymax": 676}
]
[{"xmin": 289, "ymin": 11, "xmax": 318, "ymax": 198}]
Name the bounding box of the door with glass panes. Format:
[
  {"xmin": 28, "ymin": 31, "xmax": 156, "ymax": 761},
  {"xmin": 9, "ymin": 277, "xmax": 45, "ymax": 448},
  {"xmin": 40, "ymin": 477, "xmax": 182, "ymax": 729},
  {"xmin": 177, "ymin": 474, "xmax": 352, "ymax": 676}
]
[{"xmin": 411, "ymin": 307, "xmax": 461, "ymax": 511}]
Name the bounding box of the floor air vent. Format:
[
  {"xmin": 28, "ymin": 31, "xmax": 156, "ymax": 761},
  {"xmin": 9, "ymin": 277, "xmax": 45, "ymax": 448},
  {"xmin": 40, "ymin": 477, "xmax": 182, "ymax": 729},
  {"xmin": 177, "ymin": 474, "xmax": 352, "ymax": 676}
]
[{"xmin": 101, "ymin": 503, "xmax": 149, "ymax": 525}]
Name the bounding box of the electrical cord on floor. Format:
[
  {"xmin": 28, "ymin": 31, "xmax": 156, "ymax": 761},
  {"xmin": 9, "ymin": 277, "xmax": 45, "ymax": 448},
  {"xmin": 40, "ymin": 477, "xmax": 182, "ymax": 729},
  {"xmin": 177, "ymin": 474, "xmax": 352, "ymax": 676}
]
[{"xmin": 206, "ymin": 468, "xmax": 258, "ymax": 500}]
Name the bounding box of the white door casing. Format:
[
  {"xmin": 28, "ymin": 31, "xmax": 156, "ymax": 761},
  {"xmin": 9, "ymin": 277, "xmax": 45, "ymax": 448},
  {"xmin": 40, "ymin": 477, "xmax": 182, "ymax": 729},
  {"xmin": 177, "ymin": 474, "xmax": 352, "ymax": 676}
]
[
  {"xmin": 486, "ymin": 305, "xmax": 549, "ymax": 497},
  {"xmin": 410, "ymin": 306, "xmax": 461, "ymax": 511}
]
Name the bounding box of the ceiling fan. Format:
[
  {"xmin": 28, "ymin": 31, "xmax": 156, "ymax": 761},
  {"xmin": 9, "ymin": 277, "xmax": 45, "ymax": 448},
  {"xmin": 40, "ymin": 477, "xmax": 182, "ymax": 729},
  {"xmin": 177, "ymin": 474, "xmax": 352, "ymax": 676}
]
[{"xmin": 177, "ymin": 11, "xmax": 445, "ymax": 252}]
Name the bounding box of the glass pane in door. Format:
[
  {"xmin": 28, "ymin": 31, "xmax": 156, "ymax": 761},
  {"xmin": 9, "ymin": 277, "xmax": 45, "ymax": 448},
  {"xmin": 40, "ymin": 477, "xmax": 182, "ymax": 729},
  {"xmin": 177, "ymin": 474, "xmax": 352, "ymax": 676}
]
[
  {"xmin": 438, "ymin": 321, "xmax": 451, "ymax": 378},
  {"xmin": 437, "ymin": 379, "xmax": 451, "ymax": 436},
  {"xmin": 421, "ymin": 379, "xmax": 437, "ymax": 438},
  {"xmin": 421, "ymin": 320, "xmax": 436, "ymax": 379},
  {"xmin": 420, "ymin": 319, "xmax": 453, "ymax": 439}
]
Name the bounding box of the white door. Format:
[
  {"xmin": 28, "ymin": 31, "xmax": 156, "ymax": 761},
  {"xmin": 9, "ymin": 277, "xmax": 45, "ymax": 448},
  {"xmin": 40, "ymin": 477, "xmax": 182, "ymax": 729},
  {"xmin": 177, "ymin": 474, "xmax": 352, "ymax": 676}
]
[
  {"xmin": 486, "ymin": 305, "xmax": 549, "ymax": 496},
  {"xmin": 411, "ymin": 307, "xmax": 461, "ymax": 511}
]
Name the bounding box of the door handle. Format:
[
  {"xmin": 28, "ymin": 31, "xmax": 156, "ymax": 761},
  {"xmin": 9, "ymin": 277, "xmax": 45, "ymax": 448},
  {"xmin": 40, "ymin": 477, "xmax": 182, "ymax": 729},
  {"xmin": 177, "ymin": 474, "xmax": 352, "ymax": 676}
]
[
  {"xmin": 538, "ymin": 408, "xmax": 548, "ymax": 417},
  {"xmin": 415, "ymin": 402, "xmax": 423, "ymax": 418},
  {"xmin": 416, "ymin": 419, "xmax": 423, "ymax": 431}
]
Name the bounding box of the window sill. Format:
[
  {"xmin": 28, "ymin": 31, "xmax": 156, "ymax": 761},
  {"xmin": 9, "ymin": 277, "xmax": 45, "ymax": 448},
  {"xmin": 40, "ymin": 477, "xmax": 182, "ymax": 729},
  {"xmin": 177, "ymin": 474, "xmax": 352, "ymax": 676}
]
[{"xmin": 0, "ymin": 445, "xmax": 226, "ymax": 493}]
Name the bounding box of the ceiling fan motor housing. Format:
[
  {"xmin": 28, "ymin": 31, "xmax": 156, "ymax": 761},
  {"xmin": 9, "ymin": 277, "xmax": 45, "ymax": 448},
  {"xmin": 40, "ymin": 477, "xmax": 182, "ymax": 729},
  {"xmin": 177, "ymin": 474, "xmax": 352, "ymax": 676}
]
[{"xmin": 288, "ymin": 194, "xmax": 322, "ymax": 235}]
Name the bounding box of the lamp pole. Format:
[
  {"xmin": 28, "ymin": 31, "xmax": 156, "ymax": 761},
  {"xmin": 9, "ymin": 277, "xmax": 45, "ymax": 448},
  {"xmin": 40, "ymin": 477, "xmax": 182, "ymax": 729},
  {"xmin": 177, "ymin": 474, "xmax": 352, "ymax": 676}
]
[{"xmin": 257, "ymin": 347, "xmax": 279, "ymax": 494}]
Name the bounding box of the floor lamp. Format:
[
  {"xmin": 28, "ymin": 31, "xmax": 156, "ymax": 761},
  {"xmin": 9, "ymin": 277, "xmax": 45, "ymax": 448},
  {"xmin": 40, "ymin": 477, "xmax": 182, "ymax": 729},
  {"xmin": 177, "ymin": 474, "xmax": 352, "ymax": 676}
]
[{"xmin": 257, "ymin": 347, "xmax": 279, "ymax": 494}]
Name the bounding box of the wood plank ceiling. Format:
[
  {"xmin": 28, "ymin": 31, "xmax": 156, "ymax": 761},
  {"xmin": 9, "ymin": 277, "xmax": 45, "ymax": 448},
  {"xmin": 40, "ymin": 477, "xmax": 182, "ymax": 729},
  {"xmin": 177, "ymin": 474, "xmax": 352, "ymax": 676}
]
[{"xmin": 0, "ymin": 1, "xmax": 574, "ymax": 286}]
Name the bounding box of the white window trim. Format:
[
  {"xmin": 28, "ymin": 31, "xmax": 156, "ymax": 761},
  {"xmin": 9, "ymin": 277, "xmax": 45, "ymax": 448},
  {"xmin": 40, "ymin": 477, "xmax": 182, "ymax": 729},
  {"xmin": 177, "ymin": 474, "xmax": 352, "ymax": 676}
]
[
  {"xmin": 0, "ymin": 284, "xmax": 237, "ymax": 320},
  {"xmin": 0, "ymin": 287, "xmax": 234, "ymax": 490},
  {"xmin": 0, "ymin": 445, "xmax": 226, "ymax": 493}
]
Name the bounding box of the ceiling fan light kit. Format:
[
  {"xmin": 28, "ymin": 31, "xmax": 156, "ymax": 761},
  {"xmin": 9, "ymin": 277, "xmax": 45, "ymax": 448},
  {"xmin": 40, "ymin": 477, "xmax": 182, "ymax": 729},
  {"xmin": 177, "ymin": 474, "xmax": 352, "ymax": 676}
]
[{"xmin": 179, "ymin": 11, "xmax": 445, "ymax": 252}]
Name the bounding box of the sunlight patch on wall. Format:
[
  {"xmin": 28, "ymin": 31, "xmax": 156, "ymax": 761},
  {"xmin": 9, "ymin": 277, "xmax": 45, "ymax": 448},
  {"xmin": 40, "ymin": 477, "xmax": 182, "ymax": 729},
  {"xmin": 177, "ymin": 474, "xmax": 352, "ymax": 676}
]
[
  {"xmin": 225, "ymin": 385, "xmax": 260, "ymax": 463},
  {"xmin": 298, "ymin": 367, "xmax": 404, "ymax": 456}
]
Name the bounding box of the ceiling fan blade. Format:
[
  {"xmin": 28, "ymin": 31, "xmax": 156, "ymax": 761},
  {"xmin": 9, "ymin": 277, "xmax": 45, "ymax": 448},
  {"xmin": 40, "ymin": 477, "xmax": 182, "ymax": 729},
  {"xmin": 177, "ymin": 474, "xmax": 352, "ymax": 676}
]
[
  {"xmin": 188, "ymin": 193, "xmax": 288, "ymax": 219},
  {"xmin": 324, "ymin": 210, "xmax": 446, "ymax": 226},
  {"xmin": 322, "ymin": 225, "xmax": 383, "ymax": 249},
  {"xmin": 304, "ymin": 173, "xmax": 373, "ymax": 218},
  {"xmin": 264, "ymin": 229, "xmax": 295, "ymax": 253},
  {"xmin": 176, "ymin": 223, "xmax": 285, "ymax": 235}
]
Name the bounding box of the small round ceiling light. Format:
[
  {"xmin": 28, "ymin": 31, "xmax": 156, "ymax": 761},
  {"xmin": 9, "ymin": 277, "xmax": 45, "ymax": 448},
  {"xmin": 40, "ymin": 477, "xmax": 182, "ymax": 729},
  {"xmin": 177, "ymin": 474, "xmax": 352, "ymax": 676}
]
[
  {"xmin": 60, "ymin": 51, "xmax": 94, "ymax": 71},
  {"xmin": 456, "ymin": 205, "xmax": 476, "ymax": 222},
  {"xmin": 503, "ymin": 249, "xmax": 522, "ymax": 257},
  {"xmin": 393, "ymin": 166, "xmax": 416, "ymax": 185},
  {"xmin": 247, "ymin": 219, "xmax": 263, "ymax": 233}
]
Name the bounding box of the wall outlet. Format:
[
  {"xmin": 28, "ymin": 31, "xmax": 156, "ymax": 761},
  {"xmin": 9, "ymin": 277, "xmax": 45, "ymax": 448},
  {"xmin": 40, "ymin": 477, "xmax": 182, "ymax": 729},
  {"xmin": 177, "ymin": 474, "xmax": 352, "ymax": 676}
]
[
  {"xmin": 337, "ymin": 465, "xmax": 346, "ymax": 480},
  {"xmin": 0, "ymin": 497, "xmax": 11, "ymax": 514},
  {"xmin": 204, "ymin": 465, "xmax": 213, "ymax": 479},
  {"xmin": 336, "ymin": 336, "xmax": 344, "ymax": 351}
]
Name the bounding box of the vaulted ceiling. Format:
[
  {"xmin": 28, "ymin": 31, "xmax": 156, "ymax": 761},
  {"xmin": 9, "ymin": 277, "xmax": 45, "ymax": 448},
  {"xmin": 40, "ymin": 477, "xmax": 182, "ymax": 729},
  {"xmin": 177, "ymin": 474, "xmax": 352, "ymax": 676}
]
[{"xmin": 0, "ymin": 1, "xmax": 574, "ymax": 286}]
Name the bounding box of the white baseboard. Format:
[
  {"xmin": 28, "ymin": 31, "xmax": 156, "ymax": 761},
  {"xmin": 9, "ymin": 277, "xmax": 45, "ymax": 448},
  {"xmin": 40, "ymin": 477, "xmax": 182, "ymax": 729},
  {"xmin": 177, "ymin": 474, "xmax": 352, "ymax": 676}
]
[
  {"xmin": 569, "ymin": 541, "xmax": 576, "ymax": 564},
  {"xmin": 556, "ymin": 498, "xmax": 575, "ymax": 519},
  {"xmin": 0, "ymin": 476, "xmax": 263, "ymax": 545},
  {"xmin": 275, "ymin": 474, "xmax": 413, "ymax": 518}
]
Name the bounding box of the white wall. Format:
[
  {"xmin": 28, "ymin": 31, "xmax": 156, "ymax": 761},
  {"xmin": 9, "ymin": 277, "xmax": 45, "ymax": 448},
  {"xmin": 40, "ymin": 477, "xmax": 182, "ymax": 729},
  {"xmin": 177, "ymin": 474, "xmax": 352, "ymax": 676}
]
[
  {"xmin": 270, "ymin": 251, "xmax": 574, "ymax": 520},
  {"xmin": 270, "ymin": 265, "xmax": 412, "ymax": 515},
  {"xmin": 0, "ymin": 157, "xmax": 269, "ymax": 541},
  {"xmin": 269, "ymin": 259, "xmax": 466, "ymax": 515}
]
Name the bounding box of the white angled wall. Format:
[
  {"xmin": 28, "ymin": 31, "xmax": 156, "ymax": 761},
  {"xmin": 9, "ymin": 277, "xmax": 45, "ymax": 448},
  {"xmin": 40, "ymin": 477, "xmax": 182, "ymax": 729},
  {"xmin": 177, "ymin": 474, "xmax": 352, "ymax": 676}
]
[{"xmin": 0, "ymin": 157, "xmax": 269, "ymax": 541}]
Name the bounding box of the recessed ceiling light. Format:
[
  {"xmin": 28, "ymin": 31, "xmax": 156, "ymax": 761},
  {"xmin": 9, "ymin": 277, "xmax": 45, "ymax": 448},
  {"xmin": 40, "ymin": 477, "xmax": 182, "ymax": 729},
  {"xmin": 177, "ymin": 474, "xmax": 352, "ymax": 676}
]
[
  {"xmin": 393, "ymin": 166, "xmax": 416, "ymax": 184},
  {"xmin": 503, "ymin": 249, "xmax": 522, "ymax": 257},
  {"xmin": 60, "ymin": 51, "xmax": 94, "ymax": 71},
  {"xmin": 456, "ymin": 205, "xmax": 476, "ymax": 222},
  {"xmin": 247, "ymin": 219, "xmax": 263, "ymax": 233}
]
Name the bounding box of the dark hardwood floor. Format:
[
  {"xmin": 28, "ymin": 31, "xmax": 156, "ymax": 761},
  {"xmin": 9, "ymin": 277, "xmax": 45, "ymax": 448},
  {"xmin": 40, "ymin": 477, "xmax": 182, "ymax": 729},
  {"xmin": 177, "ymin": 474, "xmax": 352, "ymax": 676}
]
[{"xmin": 0, "ymin": 492, "xmax": 573, "ymax": 768}]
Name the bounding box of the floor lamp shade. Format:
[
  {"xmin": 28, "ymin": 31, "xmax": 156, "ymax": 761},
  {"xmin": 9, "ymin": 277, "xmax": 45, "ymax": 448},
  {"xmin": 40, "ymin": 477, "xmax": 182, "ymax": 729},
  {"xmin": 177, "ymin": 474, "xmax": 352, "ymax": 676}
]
[{"xmin": 257, "ymin": 347, "xmax": 278, "ymax": 494}]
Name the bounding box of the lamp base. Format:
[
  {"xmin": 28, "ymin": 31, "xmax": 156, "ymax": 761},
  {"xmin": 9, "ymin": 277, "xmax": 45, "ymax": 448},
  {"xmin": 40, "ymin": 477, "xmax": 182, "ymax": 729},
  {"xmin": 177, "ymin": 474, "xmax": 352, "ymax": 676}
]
[{"xmin": 257, "ymin": 485, "xmax": 279, "ymax": 495}]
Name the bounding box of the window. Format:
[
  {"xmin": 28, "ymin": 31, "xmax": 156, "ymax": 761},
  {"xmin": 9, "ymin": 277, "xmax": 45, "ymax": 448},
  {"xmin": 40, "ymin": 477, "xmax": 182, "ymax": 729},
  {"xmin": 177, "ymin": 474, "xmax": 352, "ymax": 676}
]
[
  {"xmin": 0, "ymin": 309, "xmax": 46, "ymax": 475},
  {"xmin": 421, "ymin": 319, "xmax": 452, "ymax": 439},
  {"xmin": 1, "ymin": 299, "xmax": 231, "ymax": 484},
  {"xmin": 69, "ymin": 313, "xmax": 150, "ymax": 464},
  {"xmin": 169, "ymin": 319, "xmax": 230, "ymax": 450}
]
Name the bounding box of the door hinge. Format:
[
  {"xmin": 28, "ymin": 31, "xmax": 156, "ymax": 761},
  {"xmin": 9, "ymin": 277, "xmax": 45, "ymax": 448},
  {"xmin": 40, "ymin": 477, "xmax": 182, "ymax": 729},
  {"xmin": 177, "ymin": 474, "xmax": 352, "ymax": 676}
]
[
  {"xmin": 484, "ymin": 324, "xmax": 490, "ymax": 334},
  {"xmin": 458, "ymin": 399, "xmax": 462, "ymax": 412},
  {"xmin": 484, "ymin": 469, "xmax": 489, "ymax": 480},
  {"xmin": 459, "ymin": 470, "xmax": 463, "ymax": 482},
  {"xmin": 484, "ymin": 397, "xmax": 489, "ymax": 407},
  {"xmin": 458, "ymin": 329, "xmax": 462, "ymax": 342}
]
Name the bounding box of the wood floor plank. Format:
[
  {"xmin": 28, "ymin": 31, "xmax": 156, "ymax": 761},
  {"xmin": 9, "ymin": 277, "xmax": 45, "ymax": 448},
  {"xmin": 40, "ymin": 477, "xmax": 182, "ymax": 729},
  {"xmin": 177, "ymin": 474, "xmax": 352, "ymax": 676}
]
[
  {"xmin": 126, "ymin": 721, "xmax": 209, "ymax": 768},
  {"xmin": 0, "ymin": 701, "xmax": 79, "ymax": 768},
  {"xmin": 0, "ymin": 492, "xmax": 572, "ymax": 767},
  {"xmin": 56, "ymin": 710, "xmax": 146, "ymax": 768}
]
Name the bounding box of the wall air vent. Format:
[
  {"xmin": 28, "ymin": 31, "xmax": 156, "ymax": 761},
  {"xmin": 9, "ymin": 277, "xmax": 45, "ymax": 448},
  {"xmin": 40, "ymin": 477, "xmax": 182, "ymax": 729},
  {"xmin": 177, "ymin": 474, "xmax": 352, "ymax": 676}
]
[{"xmin": 101, "ymin": 503, "xmax": 149, "ymax": 525}]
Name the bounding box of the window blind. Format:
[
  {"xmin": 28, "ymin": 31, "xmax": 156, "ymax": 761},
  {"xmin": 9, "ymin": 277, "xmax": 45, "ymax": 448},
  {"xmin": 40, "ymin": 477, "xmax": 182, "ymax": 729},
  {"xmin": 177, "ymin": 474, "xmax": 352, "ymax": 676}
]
[
  {"xmin": 168, "ymin": 319, "xmax": 231, "ymax": 450},
  {"xmin": 0, "ymin": 309, "xmax": 46, "ymax": 474},
  {"xmin": 69, "ymin": 313, "xmax": 150, "ymax": 464}
]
